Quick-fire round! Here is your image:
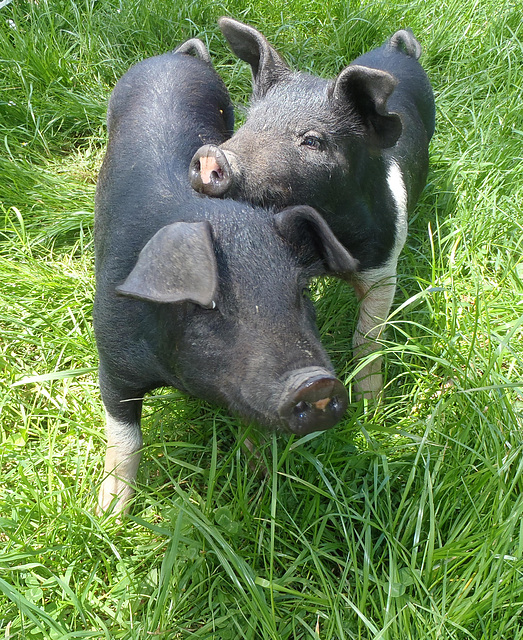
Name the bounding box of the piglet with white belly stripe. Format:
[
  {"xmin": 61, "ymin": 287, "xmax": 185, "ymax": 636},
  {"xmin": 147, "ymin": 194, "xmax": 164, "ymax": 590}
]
[{"xmin": 190, "ymin": 21, "xmax": 435, "ymax": 399}]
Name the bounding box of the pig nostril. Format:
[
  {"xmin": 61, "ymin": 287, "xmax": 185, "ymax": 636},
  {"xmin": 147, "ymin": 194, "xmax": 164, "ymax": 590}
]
[
  {"xmin": 190, "ymin": 145, "xmax": 232, "ymax": 197},
  {"xmin": 292, "ymin": 396, "xmax": 340, "ymax": 421},
  {"xmin": 327, "ymin": 396, "xmax": 343, "ymax": 413},
  {"xmin": 293, "ymin": 400, "xmax": 310, "ymax": 420},
  {"xmin": 211, "ymin": 168, "xmax": 224, "ymax": 183}
]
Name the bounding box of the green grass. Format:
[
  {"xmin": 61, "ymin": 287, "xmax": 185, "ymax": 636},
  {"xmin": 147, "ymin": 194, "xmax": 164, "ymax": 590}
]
[{"xmin": 1, "ymin": 0, "xmax": 522, "ymax": 637}]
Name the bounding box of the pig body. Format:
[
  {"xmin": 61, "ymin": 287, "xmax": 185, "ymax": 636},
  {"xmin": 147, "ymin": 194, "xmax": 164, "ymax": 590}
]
[
  {"xmin": 94, "ymin": 41, "xmax": 355, "ymax": 514},
  {"xmin": 190, "ymin": 21, "xmax": 435, "ymax": 398}
]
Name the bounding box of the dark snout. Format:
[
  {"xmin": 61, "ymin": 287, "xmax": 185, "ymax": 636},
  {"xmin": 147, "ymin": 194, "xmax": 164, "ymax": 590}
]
[
  {"xmin": 278, "ymin": 368, "xmax": 347, "ymax": 435},
  {"xmin": 190, "ymin": 144, "xmax": 232, "ymax": 196}
]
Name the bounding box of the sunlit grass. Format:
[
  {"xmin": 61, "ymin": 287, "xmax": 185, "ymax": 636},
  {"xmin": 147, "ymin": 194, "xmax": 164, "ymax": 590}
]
[{"xmin": 1, "ymin": 0, "xmax": 522, "ymax": 638}]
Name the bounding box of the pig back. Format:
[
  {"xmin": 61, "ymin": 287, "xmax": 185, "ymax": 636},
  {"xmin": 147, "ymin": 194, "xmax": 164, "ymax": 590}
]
[
  {"xmin": 95, "ymin": 51, "xmax": 234, "ymax": 280},
  {"xmin": 351, "ymin": 43, "xmax": 435, "ymax": 144},
  {"xmin": 350, "ymin": 42, "xmax": 435, "ymax": 209}
]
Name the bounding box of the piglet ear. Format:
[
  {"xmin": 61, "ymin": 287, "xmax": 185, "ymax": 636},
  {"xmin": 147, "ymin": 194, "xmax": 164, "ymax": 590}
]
[
  {"xmin": 174, "ymin": 38, "xmax": 212, "ymax": 64},
  {"xmin": 332, "ymin": 64, "xmax": 402, "ymax": 149},
  {"xmin": 218, "ymin": 17, "xmax": 292, "ymax": 98},
  {"xmin": 116, "ymin": 221, "xmax": 218, "ymax": 307},
  {"xmin": 275, "ymin": 206, "xmax": 358, "ymax": 277}
]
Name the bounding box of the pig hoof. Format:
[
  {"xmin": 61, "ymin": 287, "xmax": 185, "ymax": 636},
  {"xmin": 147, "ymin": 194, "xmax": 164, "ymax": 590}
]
[{"xmin": 97, "ymin": 477, "xmax": 134, "ymax": 517}]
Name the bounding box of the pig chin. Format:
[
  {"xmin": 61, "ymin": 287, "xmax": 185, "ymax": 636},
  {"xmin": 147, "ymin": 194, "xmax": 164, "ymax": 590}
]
[
  {"xmin": 225, "ymin": 174, "xmax": 293, "ymax": 209},
  {"xmin": 223, "ymin": 385, "xmax": 289, "ymax": 433},
  {"xmin": 248, "ymin": 181, "xmax": 294, "ymax": 210}
]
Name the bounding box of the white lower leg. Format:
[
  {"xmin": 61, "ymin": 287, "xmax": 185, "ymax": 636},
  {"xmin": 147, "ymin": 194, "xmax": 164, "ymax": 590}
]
[
  {"xmin": 352, "ymin": 273, "xmax": 397, "ymax": 400},
  {"xmin": 97, "ymin": 411, "xmax": 143, "ymax": 515}
]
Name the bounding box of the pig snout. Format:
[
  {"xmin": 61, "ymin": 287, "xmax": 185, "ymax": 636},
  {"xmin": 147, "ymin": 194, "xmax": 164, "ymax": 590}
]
[
  {"xmin": 278, "ymin": 368, "xmax": 347, "ymax": 435},
  {"xmin": 190, "ymin": 144, "xmax": 232, "ymax": 196}
]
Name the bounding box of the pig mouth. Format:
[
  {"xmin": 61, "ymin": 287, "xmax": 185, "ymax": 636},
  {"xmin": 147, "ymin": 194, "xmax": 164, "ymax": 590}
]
[
  {"xmin": 226, "ymin": 367, "xmax": 346, "ymax": 436},
  {"xmin": 189, "ymin": 143, "xmax": 295, "ymax": 207}
]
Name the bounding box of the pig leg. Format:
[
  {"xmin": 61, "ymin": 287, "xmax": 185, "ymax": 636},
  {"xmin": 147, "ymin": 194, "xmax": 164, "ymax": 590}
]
[
  {"xmin": 97, "ymin": 410, "xmax": 143, "ymax": 515},
  {"xmin": 351, "ymin": 268, "xmax": 397, "ymax": 400},
  {"xmin": 97, "ymin": 372, "xmax": 144, "ymax": 515},
  {"xmin": 351, "ymin": 159, "xmax": 408, "ymax": 400}
]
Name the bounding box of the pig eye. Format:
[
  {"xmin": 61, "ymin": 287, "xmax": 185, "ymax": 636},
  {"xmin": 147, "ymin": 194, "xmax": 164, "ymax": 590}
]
[{"xmin": 301, "ymin": 134, "xmax": 323, "ymax": 151}]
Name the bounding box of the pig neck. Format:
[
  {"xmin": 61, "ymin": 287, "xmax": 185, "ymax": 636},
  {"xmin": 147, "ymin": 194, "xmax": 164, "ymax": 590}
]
[{"xmin": 323, "ymin": 150, "xmax": 399, "ymax": 272}]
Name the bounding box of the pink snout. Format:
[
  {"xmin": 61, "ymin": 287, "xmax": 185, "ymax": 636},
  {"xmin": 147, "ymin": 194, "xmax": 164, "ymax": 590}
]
[{"xmin": 190, "ymin": 144, "xmax": 232, "ymax": 196}]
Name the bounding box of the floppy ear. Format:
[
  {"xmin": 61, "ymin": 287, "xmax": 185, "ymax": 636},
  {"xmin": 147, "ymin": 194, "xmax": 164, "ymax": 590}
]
[
  {"xmin": 174, "ymin": 38, "xmax": 212, "ymax": 64},
  {"xmin": 116, "ymin": 221, "xmax": 218, "ymax": 307},
  {"xmin": 332, "ymin": 64, "xmax": 402, "ymax": 148},
  {"xmin": 218, "ymin": 17, "xmax": 292, "ymax": 98},
  {"xmin": 274, "ymin": 206, "xmax": 358, "ymax": 277}
]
